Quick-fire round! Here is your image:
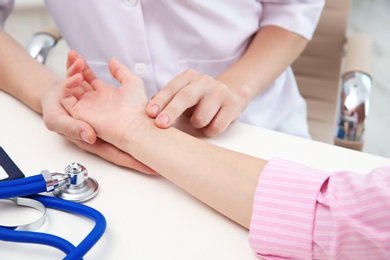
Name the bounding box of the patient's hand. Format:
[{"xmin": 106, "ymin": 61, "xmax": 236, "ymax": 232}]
[{"xmin": 61, "ymin": 51, "xmax": 155, "ymax": 174}]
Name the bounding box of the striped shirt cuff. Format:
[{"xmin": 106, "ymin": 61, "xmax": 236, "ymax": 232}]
[{"xmin": 248, "ymin": 157, "xmax": 330, "ymax": 259}]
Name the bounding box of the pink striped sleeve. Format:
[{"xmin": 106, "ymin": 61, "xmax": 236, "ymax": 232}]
[
  {"xmin": 313, "ymin": 166, "xmax": 390, "ymax": 259},
  {"xmin": 248, "ymin": 157, "xmax": 329, "ymax": 259},
  {"xmin": 248, "ymin": 158, "xmax": 390, "ymax": 259}
]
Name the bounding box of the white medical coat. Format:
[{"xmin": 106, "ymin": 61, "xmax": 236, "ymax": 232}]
[{"xmin": 1, "ymin": 0, "xmax": 325, "ymax": 138}]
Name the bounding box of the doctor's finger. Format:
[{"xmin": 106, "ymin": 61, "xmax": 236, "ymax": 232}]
[
  {"xmin": 64, "ymin": 137, "xmax": 157, "ymax": 175},
  {"xmin": 146, "ymin": 69, "xmax": 200, "ymax": 117},
  {"xmin": 154, "ymin": 84, "xmax": 207, "ymax": 128},
  {"xmin": 190, "ymin": 96, "xmax": 222, "ymax": 129},
  {"xmin": 44, "ymin": 112, "xmax": 97, "ymax": 145},
  {"xmin": 202, "ymin": 105, "xmax": 239, "ymax": 137}
]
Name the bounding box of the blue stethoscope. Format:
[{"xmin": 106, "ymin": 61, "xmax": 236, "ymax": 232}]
[{"xmin": 0, "ymin": 147, "xmax": 106, "ymax": 260}]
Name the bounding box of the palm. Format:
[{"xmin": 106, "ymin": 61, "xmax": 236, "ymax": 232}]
[{"xmin": 62, "ymin": 58, "xmax": 148, "ymax": 144}]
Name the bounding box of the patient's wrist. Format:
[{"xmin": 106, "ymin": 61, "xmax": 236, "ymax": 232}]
[{"xmin": 116, "ymin": 114, "xmax": 155, "ymax": 153}]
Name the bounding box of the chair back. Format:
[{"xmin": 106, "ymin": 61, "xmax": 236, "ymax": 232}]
[{"xmin": 292, "ymin": 0, "xmax": 352, "ymax": 143}]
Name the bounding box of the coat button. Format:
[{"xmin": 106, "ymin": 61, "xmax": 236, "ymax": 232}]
[
  {"xmin": 134, "ymin": 62, "xmax": 147, "ymax": 76},
  {"xmin": 123, "ymin": 0, "xmax": 137, "ymax": 7}
]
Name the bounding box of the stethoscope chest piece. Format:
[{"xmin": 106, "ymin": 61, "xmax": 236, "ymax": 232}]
[{"xmin": 53, "ymin": 163, "xmax": 99, "ymax": 203}]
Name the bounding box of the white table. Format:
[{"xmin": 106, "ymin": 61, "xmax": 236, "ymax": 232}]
[{"xmin": 1, "ymin": 91, "xmax": 390, "ymax": 259}]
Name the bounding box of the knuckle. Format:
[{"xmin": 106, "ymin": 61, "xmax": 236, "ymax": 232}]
[
  {"xmin": 182, "ymin": 68, "xmax": 199, "ymax": 77},
  {"xmin": 221, "ymin": 91, "xmax": 241, "ymax": 109},
  {"xmin": 199, "ymin": 74, "xmax": 213, "ymax": 82},
  {"xmin": 191, "ymin": 113, "xmax": 208, "ymax": 128},
  {"xmin": 165, "ymin": 81, "xmax": 181, "ymax": 94},
  {"xmin": 159, "ymin": 82, "xmax": 184, "ymax": 101},
  {"xmin": 177, "ymin": 86, "xmax": 195, "ymax": 101},
  {"xmin": 207, "ymin": 81, "xmax": 229, "ymax": 99},
  {"xmin": 204, "ymin": 121, "xmax": 226, "ymax": 137},
  {"xmin": 215, "ymin": 82, "xmax": 230, "ymax": 96},
  {"xmin": 197, "ymin": 74, "xmax": 216, "ymax": 87}
]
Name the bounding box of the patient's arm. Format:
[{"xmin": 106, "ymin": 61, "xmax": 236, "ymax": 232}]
[{"xmin": 61, "ymin": 55, "xmax": 266, "ymax": 228}]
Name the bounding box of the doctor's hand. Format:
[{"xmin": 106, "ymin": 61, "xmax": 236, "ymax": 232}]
[
  {"xmin": 44, "ymin": 50, "xmax": 156, "ymax": 175},
  {"xmin": 146, "ymin": 69, "xmax": 247, "ymax": 137}
]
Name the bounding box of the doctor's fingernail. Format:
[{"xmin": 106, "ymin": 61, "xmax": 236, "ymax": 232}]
[
  {"xmin": 157, "ymin": 115, "xmax": 170, "ymax": 126},
  {"xmin": 80, "ymin": 131, "xmax": 91, "ymax": 143},
  {"xmin": 148, "ymin": 104, "xmax": 160, "ymax": 115}
]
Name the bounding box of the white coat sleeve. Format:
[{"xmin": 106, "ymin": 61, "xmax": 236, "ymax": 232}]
[
  {"xmin": 259, "ymin": 0, "xmax": 325, "ymax": 40},
  {"xmin": 0, "ymin": 0, "xmax": 14, "ymax": 28}
]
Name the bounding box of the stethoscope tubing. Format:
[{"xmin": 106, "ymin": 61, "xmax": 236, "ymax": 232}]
[
  {"xmin": 0, "ymin": 180, "xmax": 106, "ymax": 259},
  {"xmin": 0, "ymin": 226, "xmax": 76, "ymax": 254},
  {"xmin": 0, "ymin": 174, "xmax": 44, "ymax": 188},
  {"xmin": 0, "ymin": 179, "xmax": 46, "ymax": 199},
  {"xmin": 30, "ymin": 195, "xmax": 107, "ymax": 260}
]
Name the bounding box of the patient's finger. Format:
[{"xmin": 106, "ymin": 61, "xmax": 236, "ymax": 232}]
[{"xmin": 108, "ymin": 58, "xmax": 141, "ymax": 86}]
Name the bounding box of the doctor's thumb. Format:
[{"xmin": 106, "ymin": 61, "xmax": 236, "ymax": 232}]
[
  {"xmin": 65, "ymin": 119, "xmax": 97, "ymax": 145},
  {"xmin": 75, "ymin": 120, "xmax": 97, "ymax": 145},
  {"xmin": 45, "ymin": 113, "xmax": 97, "ymax": 145},
  {"xmin": 64, "ymin": 119, "xmax": 97, "ymax": 145}
]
